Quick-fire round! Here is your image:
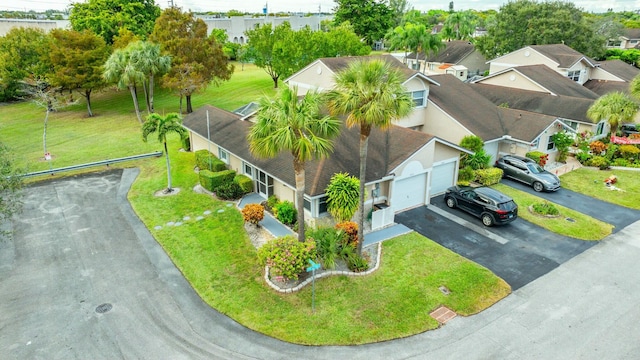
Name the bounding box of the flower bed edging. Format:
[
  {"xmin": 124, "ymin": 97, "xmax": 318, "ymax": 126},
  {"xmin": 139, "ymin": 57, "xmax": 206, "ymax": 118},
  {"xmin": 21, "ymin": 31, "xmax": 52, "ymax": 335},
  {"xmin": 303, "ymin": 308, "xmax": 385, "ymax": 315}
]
[{"xmin": 264, "ymin": 242, "xmax": 382, "ymax": 293}]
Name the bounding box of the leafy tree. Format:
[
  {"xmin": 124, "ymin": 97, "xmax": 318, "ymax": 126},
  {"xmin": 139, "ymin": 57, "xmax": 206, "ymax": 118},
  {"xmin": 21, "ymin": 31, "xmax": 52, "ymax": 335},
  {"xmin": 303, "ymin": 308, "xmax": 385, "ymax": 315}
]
[
  {"xmin": 246, "ymin": 22, "xmax": 369, "ymax": 88},
  {"xmin": 48, "ymin": 29, "xmax": 110, "ymax": 117},
  {"xmin": 142, "ymin": 112, "xmax": 188, "ymax": 193},
  {"xmin": 326, "ymin": 59, "xmax": 413, "ymax": 255},
  {"xmin": 0, "ymin": 142, "xmax": 23, "ymax": 238},
  {"xmin": 0, "ymin": 27, "xmax": 50, "ymax": 101},
  {"xmin": 151, "ymin": 7, "xmax": 233, "ymax": 114},
  {"xmin": 389, "ymin": 0, "xmax": 411, "ymax": 27},
  {"xmin": 248, "ymin": 86, "xmax": 341, "ymax": 242},
  {"xmin": 333, "ymin": 0, "xmax": 394, "ymax": 46},
  {"xmin": 127, "ymin": 41, "xmax": 171, "ymax": 114},
  {"xmin": 442, "ymin": 10, "xmax": 476, "ymax": 41},
  {"xmin": 69, "ymin": 0, "xmax": 161, "ymax": 44},
  {"xmin": 475, "ymin": 0, "xmax": 605, "ymax": 59},
  {"xmin": 112, "ymin": 28, "xmax": 140, "ymax": 49},
  {"xmin": 325, "ymin": 172, "xmax": 360, "ymax": 223},
  {"xmin": 103, "ymin": 47, "xmax": 145, "ymax": 123},
  {"xmin": 460, "ymin": 135, "xmax": 484, "ymax": 152},
  {"xmin": 587, "ymin": 92, "xmax": 638, "ymax": 135}
]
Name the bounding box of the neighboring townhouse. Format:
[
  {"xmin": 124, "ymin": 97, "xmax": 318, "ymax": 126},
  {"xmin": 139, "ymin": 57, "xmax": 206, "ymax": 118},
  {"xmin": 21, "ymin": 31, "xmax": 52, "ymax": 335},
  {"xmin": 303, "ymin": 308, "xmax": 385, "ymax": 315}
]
[
  {"xmin": 607, "ymin": 28, "xmax": 640, "ymax": 49},
  {"xmin": 469, "ymin": 83, "xmax": 601, "ymax": 139},
  {"xmin": 406, "ymin": 40, "xmax": 489, "ymax": 79},
  {"xmin": 473, "ymin": 64, "xmax": 599, "ymax": 99},
  {"xmin": 487, "ymin": 44, "xmax": 598, "ymax": 85},
  {"xmin": 424, "ymin": 74, "xmax": 568, "ymax": 163},
  {"xmin": 584, "ymin": 59, "xmax": 640, "ymax": 96},
  {"xmin": 285, "ymin": 55, "xmax": 439, "ymax": 130},
  {"xmin": 287, "ymin": 54, "xmax": 570, "ymax": 164},
  {"xmin": 182, "ymin": 105, "xmax": 468, "ymax": 227}
]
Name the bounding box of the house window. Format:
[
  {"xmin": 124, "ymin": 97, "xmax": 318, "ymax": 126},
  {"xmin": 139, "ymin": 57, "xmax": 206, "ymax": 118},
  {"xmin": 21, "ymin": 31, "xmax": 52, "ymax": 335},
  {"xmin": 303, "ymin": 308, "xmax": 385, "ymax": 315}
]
[
  {"xmin": 318, "ymin": 196, "xmax": 328, "ymax": 214},
  {"xmin": 303, "ymin": 198, "xmax": 311, "ymax": 211},
  {"xmin": 561, "ymin": 119, "xmax": 578, "ymax": 130},
  {"xmin": 596, "ymin": 121, "xmax": 606, "ymax": 136},
  {"xmin": 409, "ymin": 90, "xmax": 426, "ymax": 107},
  {"xmin": 218, "ymin": 148, "xmax": 229, "ymax": 163},
  {"xmin": 243, "ymin": 162, "xmax": 254, "ymax": 178},
  {"xmin": 547, "ymin": 135, "xmax": 555, "ymax": 150},
  {"xmin": 631, "ymin": 40, "xmax": 638, "ymax": 44},
  {"xmin": 411, "ymin": 62, "xmax": 420, "ymax": 70},
  {"xmin": 567, "ymin": 70, "xmax": 580, "ymax": 82}
]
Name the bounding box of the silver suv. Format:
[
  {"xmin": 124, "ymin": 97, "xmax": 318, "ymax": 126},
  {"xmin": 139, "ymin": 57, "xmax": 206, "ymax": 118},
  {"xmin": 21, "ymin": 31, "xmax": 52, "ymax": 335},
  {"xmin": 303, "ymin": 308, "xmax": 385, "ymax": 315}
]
[{"xmin": 495, "ymin": 155, "xmax": 560, "ymax": 192}]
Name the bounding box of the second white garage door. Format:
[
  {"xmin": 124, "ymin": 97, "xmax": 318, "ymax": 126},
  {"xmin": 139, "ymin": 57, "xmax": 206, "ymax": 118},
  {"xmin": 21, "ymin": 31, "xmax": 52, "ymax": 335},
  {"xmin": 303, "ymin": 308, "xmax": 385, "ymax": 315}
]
[
  {"xmin": 430, "ymin": 160, "xmax": 457, "ymax": 195},
  {"xmin": 392, "ymin": 172, "xmax": 427, "ymax": 212}
]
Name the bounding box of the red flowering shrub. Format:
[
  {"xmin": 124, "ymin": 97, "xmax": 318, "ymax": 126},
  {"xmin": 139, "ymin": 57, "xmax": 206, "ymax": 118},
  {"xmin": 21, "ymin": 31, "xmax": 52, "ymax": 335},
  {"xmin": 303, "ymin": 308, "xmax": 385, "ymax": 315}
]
[
  {"xmin": 242, "ymin": 204, "xmax": 264, "ymax": 225},
  {"xmin": 335, "ymin": 221, "xmax": 358, "ymax": 247}
]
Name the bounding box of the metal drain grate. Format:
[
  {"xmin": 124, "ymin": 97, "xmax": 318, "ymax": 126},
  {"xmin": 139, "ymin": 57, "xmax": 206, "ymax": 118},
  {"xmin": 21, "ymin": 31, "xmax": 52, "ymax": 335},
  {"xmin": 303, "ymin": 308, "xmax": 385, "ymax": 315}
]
[
  {"xmin": 565, "ymin": 217, "xmax": 576, "ymax": 223},
  {"xmin": 95, "ymin": 303, "xmax": 113, "ymax": 314}
]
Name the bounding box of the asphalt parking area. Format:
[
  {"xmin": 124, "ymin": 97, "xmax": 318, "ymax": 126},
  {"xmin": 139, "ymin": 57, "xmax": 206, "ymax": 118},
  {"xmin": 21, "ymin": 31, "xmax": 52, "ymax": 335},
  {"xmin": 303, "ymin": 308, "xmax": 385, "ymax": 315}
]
[{"xmin": 395, "ymin": 195, "xmax": 598, "ymax": 290}]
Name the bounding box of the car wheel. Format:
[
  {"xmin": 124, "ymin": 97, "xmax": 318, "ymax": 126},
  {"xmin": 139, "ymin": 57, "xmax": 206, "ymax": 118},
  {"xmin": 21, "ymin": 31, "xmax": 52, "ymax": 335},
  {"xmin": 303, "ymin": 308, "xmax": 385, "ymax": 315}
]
[
  {"xmin": 445, "ymin": 197, "xmax": 456, "ymax": 208},
  {"xmin": 481, "ymin": 213, "xmax": 494, "ymax": 227},
  {"xmin": 532, "ymin": 181, "xmax": 544, "ymax": 192}
]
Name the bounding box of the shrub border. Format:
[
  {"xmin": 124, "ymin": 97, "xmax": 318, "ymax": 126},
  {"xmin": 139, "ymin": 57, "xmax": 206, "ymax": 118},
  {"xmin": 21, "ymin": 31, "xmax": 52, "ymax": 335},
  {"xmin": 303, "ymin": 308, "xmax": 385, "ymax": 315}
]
[{"xmin": 264, "ymin": 242, "xmax": 382, "ymax": 294}]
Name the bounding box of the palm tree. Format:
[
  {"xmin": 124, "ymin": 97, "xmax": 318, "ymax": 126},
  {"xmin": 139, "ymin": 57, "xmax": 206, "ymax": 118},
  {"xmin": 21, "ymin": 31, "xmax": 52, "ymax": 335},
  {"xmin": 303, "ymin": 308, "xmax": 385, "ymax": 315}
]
[
  {"xmin": 129, "ymin": 41, "xmax": 171, "ymax": 114},
  {"xmin": 248, "ymin": 86, "xmax": 341, "ymax": 242},
  {"xmin": 142, "ymin": 112, "xmax": 188, "ymax": 193},
  {"xmin": 442, "ymin": 11, "xmax": 475, "ymax": 40},
  {"xmin": 326, "ymin": 59, "xmax": 414, "ymax": 255},
  {"xmin": 587, "ymin": 92, "xmax": 638, "ymax": 135},
  {"xmin": 103, "ymin": 48, "xmax": 145, "ymax": 123}
]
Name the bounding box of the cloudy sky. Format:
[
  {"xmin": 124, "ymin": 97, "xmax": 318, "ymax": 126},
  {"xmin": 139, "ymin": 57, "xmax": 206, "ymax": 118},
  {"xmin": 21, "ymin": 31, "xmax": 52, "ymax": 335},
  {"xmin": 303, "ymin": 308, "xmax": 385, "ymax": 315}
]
[{"xmin": 4, "ymin": 0, "xmax": 640, "ymax": 13}]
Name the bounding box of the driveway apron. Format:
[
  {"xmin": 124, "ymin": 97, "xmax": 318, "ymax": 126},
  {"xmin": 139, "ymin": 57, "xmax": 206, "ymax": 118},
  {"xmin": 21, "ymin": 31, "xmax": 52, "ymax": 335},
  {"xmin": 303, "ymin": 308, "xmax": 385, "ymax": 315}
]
[{"xmin": 396, "ymin": 196, "xmax": 597, "ymax": 290}]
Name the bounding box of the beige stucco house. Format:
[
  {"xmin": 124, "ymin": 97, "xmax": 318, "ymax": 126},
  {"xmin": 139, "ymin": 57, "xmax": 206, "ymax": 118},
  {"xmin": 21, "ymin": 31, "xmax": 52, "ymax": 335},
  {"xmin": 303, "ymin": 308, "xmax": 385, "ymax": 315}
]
[{"xmin": 182, "ymin": 105, "xmax": 470, "ymax": 227}]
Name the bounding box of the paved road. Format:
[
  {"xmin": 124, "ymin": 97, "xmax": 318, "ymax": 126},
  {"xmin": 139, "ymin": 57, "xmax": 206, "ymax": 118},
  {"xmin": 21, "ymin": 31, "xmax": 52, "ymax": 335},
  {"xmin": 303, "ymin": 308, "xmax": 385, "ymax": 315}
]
[{"xmin": 1, "ymin": 169, "xmax": 639, "ymax": 359}]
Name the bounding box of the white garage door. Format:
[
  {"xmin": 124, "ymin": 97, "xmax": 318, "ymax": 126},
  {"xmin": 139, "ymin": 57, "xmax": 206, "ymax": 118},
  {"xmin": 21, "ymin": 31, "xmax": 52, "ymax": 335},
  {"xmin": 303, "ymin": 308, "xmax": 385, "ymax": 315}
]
[
  {"xmin": 431, "ymin": 161, "xmax": 456, "ymax": 196},
  {"xmin": 392, "ymin": 172, "xmax": 427, "ymax": 212}
]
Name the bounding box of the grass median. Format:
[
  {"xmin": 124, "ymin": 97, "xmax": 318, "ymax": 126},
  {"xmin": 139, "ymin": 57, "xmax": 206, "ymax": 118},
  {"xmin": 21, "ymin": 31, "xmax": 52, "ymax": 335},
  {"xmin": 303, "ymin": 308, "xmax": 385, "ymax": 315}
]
[
  {"xmin": 493, "ymin": 183, "xmax": 612, "ymax": 240},
  {"xmin": 559, "ymin": 167, "xmax": 640, "ymax": 210}
]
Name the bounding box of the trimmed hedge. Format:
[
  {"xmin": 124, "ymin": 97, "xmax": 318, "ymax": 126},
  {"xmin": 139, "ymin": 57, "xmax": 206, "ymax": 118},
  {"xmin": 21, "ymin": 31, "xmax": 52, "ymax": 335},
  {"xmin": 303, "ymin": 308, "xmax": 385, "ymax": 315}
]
[
  {"xmin": 211, "ymin": 170, "xmax": 237, "ymax": 192},
  {"xmin": 475, "ymin": 168, "xmax": 503, "ymax": 186},
  {"xmin": 234, "ymin": 174, "xmax": 253, "ymax": 194},
  {"xmin": 195, "ymin": 150, "xmax": 226, "ymax": 172},
  {"xmin": 199, "ymin": 169, "xmax": 216, "ymax": 192}
]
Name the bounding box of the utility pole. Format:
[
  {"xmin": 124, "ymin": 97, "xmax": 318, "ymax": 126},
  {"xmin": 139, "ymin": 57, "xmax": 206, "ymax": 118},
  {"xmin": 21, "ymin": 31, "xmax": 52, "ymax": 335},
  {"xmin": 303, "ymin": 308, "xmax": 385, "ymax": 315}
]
[{"xmin": 168, "ymin": 0, "xmax": 174, "ymax": 7}]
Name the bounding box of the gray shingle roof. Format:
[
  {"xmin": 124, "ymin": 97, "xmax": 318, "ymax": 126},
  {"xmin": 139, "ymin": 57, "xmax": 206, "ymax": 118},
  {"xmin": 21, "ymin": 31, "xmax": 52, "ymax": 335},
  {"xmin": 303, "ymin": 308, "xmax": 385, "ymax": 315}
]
[
  {"xmin": 408, "ymin": 40, "xmax": 477, "ymax": 63},
  {"xmin": 319, "ymin": 55, "xmax": 419, "ymax": 82},
  {"xmin": 622, "ymin": 28, "xmax": 640, "ymax": 39},
  {"xmin": 470, "ymin": 83, "xmax": 595, "ymax": 124},
  {"xmin": 427, "ymin": 74, "xmax": 557, "ymax": 142},
  {"xmin": 182, "ymin": 105, "xmax": 436, "ymax": 196},
  {"xmin": 583, "ymin": 79, "xmax": 631, "ymax": 96},
  {"xmin": 512, "ymin": 65, "xmax": 599, "ymax": 99},
  {"xmin": 529, "ymin": 44, "xmax": 597, "ymax": 68},
  {"xmin": 596, "ymin": 59, "xmax": 640, "ymax": 82}
]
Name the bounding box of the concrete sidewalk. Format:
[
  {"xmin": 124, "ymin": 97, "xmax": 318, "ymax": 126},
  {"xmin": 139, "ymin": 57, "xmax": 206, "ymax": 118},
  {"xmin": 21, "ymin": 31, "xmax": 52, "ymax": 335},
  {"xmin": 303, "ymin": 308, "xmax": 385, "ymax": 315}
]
[{"xmin": 239, "ymin": 193, "xmax": 412, "ymax": 243}]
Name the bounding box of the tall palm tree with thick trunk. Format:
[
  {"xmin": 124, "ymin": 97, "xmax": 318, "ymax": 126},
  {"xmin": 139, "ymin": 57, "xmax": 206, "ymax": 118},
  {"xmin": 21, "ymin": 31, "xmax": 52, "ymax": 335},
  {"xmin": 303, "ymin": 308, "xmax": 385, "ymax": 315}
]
[
  {"xmin": 327, "ymin": 59, "xmax": 413, "ymax": 256},
  {"xmin": 587, "ymin": 91, "xmax": 638, "ymax": 136},
  {"xmin": 129, "ymin": 41, "xmax": 171, "ymax": 114},
  {"xmin": 142, "ymin": 112, "xmax": 188, "ymax": 193},
  {"xmin": 248, "ymin": 86, "xmax": 341, "ymax": 242}
]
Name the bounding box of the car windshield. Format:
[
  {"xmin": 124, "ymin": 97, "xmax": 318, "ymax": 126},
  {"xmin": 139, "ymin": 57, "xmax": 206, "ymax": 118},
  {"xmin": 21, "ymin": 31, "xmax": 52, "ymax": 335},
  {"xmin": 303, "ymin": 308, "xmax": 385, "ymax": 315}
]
[{"xmin": 526, "ymin": 163, "xmax": 544, "ymax": 174}]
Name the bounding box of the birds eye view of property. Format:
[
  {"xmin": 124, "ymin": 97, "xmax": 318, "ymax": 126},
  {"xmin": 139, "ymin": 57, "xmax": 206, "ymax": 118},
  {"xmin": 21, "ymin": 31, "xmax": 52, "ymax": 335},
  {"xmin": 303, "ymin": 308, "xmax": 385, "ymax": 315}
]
[{"xmin": 1, "ymin": 0, "xmax": 640, "ymax": 358}]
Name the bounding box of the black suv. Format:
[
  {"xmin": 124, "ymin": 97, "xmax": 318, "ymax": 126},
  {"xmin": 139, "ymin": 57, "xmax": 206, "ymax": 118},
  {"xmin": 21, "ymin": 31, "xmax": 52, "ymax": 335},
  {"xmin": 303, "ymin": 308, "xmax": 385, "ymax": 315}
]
[
  {"xmin": 444, "ymin": 186, "xmax": 518, "ymax": 226},
  {"xmin": 495, "ymin": 155, "xmax": 560, "ymax": 192},
  {"xmin": 620, "ymin": 124, "xmax": 639, "ymax": 137}
]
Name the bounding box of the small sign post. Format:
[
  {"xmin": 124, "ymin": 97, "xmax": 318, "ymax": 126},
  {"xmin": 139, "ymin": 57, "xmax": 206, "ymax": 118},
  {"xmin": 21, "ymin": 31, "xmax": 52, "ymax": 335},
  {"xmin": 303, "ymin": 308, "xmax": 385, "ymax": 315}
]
[{"xmin": 306, "ymin": 259, "xmax": 320, "ymax": 313}]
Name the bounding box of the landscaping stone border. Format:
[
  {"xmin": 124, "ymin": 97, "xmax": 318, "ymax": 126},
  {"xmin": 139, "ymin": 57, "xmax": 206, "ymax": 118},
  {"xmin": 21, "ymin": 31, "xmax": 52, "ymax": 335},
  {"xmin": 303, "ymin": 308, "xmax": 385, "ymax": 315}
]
[{"xmin": 264, "ymin": 242, "xmax": 383, "ymax": 294}]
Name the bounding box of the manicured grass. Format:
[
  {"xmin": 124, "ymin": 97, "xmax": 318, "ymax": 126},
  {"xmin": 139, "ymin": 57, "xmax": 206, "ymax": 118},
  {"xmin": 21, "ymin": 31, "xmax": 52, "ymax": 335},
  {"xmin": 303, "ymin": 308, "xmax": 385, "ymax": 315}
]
[
  {"xmin": 493, "ymin": 183, "xmax": 613, "ymax": 240},
  {"xmin": 559, "ymin": 167, "xmax": 640, "ymax": 210},
  {"xmin": 0, "ymin": 62, "xmax": 275, "ymax": 174},
  {"xmin": 129, "ymin": 146, "xmax": 511, "ymax": 345}
]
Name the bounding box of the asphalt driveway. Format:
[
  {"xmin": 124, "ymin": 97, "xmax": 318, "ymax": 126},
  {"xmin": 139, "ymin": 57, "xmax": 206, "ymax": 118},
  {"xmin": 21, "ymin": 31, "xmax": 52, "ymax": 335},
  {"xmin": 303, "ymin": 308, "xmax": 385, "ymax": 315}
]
[
  {"xmin": 395, "ymin": 195, "xmax": 599, "ymax": 290},
  {"xmin": 500, "ymin": 178, "xmax": 640, "ymax": 232},
  {"xmin": 2, "ymin": 169, "xmax": 639, "ymax": 359}
]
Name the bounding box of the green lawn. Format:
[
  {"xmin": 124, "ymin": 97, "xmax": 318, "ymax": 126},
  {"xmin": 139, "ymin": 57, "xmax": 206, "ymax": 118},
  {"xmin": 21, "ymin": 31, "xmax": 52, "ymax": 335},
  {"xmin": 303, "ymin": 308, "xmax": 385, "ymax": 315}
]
[
  {"xmin": 129, "ymin": 145, "xmax": 511, "ymax": 345},
  {"xmin": 0, "ymin": 63, "xmax": 275, "ymax": 173},
  {"xmin": 493, "ymin": 183, "xmax": 613, "ymax": 240},
  {"xmin": 560, "ymin": 167, "xmax": 640, "ymax": 210}
]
